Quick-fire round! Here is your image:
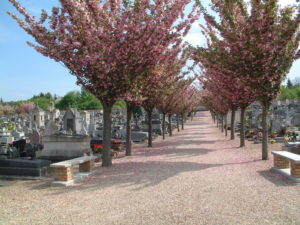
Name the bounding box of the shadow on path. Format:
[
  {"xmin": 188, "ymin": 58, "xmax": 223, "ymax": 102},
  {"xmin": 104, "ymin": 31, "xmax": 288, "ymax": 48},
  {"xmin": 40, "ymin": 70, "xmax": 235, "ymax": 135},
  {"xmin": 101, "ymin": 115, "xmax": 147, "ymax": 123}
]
[
  {"xmin": 27, "ymin": 158, "xmax": 285, "ymax": 193},
  {"xmin": 258, "ymin": 170, "xmax": 297, "ymax": 187}
]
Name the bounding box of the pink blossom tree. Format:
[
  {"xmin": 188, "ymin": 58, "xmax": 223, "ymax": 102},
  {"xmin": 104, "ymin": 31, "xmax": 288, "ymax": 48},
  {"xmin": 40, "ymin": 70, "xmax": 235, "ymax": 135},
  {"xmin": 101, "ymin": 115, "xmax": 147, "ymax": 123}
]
[
  {"xmin": 174, "ymin": 85, "xmax": 200, "ymax": 130},
  {"xmin": 15, "ymin": 106, "xmax": 24, "ymax": 115},
  {"xmin": 8, "ymin": 0, "xmax": 199, "ymax": 166},
  {"xmin": 16, "ymin": 102, "xmax": 35, "ymax": 114},
  {"xmin": 200, "ymin": 89, "xmax": 230, "ymax": 135},
  {"xmin": 141, "ymin": 69, "xmax": 169, "ymax": 147},
  {"xmin": 157, "ymin": 81, "xmax": 183, "ymax": 139},
  {"xmin": 1, "ymin": 106, "xmax": 13, "ymax": 115}
]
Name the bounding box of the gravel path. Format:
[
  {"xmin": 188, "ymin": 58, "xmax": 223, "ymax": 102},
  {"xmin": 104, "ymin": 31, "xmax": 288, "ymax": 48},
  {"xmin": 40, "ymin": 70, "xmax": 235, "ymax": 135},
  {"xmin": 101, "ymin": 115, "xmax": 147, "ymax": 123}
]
[{"xmin": 1, "ymin": 111, "xmax": 299, "ymax": 225}]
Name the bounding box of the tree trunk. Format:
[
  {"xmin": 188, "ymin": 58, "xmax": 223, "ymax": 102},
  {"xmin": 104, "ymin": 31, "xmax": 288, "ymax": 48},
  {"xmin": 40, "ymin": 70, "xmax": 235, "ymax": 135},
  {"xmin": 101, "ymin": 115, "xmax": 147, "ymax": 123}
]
[
  {"xmin": 191, "ymin": 112, "xmax": 193, "ymax": 121},
  {"xmin": 168, "ymin": 114, "xmax": 172, "ymax": 136},
  {"xmin": 261, "ymin": 102, "xmax": 269, "ymax": 160},
  {"xmin": 230, "ymin": 109, "xmax": 235, "ymax": 140},
  {"xmin": 176, "ymin": 114, "xmax": 180, "ymax": 132},
  {"xmin": 181, "ymin": 113, "xmax": 184, "ymax": 130},
  {"xmin": 125, "ymin": 103, "xmax": 134, "ymax": 156},
  {"xmin": 225, "ymin": 113, "xmax": 228, "ymax": 136},
  {"xmin": 221, "ymin": 115, "xmax": 224, "ymax": 133},
  {"xmin": 147, "ymin": 108, "xmax": 153, "ymax": 147},
  {"xmin": 217, "ymin": 114, "xmax": 219, "ymax": 128},
  {"xmin": 240, "ymin": 106, "xmax": 246, "ymax": 147},
  {"xmin": 102, "ymin": 101, "xmax": 113, "ymax": 167},
  {"xmin": 162, "ymin": 113, "xmax": 166, "ymax": 140}
]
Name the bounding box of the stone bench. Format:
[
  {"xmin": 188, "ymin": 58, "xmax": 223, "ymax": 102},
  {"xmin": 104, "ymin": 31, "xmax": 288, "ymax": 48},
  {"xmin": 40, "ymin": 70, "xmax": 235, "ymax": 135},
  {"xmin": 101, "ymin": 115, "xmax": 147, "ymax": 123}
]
[
  {"xmin": 272, "ymin": 151, "xmax": 300, "ymax": 182},
  {"xmin": 50, "ymin": 156, "xmax": 97, "ymax": 186}
]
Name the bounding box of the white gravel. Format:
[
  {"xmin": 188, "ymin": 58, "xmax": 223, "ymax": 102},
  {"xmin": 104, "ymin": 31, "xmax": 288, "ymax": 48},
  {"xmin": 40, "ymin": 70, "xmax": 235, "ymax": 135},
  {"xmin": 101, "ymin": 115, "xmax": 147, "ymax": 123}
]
[{"xmin": 0, "ymin": 111, "xmax": 299, "ymax": 225}]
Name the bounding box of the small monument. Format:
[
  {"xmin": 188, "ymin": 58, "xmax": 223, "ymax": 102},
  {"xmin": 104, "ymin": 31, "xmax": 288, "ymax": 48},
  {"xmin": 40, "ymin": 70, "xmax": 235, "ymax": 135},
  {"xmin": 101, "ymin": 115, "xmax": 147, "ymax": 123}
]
[
  {"xmin": 62, "ymin": 108, "xmax": 82, "ymax": 134},
  {"xmin": 41, "ymin": 108, "xmax": 91, "ymax": 161}
]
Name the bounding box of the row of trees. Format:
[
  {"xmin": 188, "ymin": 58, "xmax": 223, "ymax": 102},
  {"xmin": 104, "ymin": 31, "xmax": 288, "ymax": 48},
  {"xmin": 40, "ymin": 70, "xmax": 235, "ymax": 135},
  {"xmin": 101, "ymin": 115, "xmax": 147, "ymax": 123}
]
[
  {"xmin": 194, "ymin": 0, "xmax": 299, "ymax": 160},
  {"xmin": 8, "ymin": 0, "xmax": 201, "ymax": 166},
  {"xmin": 0, "ymin": 102, "xmax": 35, "ymax": 115}
]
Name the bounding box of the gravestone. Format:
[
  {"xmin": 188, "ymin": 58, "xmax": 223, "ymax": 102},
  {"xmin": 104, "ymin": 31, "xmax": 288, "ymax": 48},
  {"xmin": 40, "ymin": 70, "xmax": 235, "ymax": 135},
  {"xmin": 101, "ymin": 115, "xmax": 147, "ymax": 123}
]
[
  {"xmin": 132, "ymin": 131, "xmax": 148, "ymax": 142},
  {"xmin": 79, "ymin": 122, "xmax": 88, "ymax": 136},
  {"xmin": 0, "ymin": 128, "xmax": 14, "ymax": 144},
  {"xmin": 12, "ymin": 129, "xmax": 25, "ymax": 140},
  {"xmin": 291, "ymin": 115, "xmax": 300, "ymax": 127},
  {"xmin": 44, "ymin": 120, "xmax": 59, "ymax": 136}
]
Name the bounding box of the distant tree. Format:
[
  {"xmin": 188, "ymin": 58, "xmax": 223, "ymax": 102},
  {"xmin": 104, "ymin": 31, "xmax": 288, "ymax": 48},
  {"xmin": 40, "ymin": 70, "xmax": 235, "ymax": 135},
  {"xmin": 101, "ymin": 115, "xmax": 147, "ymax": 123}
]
[
  {"xmin": 15, "ymin": 106, "xmax": 23, "ymax": 114},
  {"xmin": 21, "ymin": 102, "xmax": 35, "ymax": 113},
  {"xmin": 287, "ymin": 79, "xmax": 293, "ymax": 88},
  {"xmin": 55, "ymin": 91, "xmax": 80, "ymax": 110},
  {"xmin": 30, "ymin": 97, "xmax": 54, "ymax": 111},
  {"xmin": 280, "ymin": 85, "xmax": 300, "ymax": 100},
  {"xmin": 200, "ymin": 89, "xmax": 230, "ymax": 135},
  {"xmin": 56, "ymin": 90, "xmax": 103, "ymax": 110},
  {"xmin": 15, "ymin": 102, "xmax": 35, "ymax": 114},
  {"xmin": 294, "ymin": 77, "xmax": 300, "ymax": 87},
  {"xmin": 175, "ymin": 86, "xmax": 200, "ymax": 130},
  {"xmin": 1, "ymin": 105, "xmax": 13, "ymax": 115},
  {"xmin": 113, "ymin": 100, "xmax": 127, "ymax": 110},
  {"xmin": 77, "ymin": 90, "xmax": 102, "ymax": 110},
  {"xmin": 45, "ymin": 92, "xmax": 52, "ymax": 99},
  {"xmin": 133, "ymin": 107, "xmax": 143, "ymax": 126},
  {"xmin": 157, "ymin": 78, "xmax": 193, "ymax": 139}
]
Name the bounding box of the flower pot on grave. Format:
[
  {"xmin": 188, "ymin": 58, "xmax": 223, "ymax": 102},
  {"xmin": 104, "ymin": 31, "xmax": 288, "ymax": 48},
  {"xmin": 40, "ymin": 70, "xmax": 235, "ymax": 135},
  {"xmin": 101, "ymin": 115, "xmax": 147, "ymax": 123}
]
[{"xmin": 111, "ymin": 139, "xmax": 122, "ymax": 151}]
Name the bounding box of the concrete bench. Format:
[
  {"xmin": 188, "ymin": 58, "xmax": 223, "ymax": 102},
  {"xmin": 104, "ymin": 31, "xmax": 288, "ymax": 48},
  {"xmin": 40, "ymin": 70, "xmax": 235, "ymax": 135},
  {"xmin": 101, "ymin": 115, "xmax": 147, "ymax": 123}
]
[
  {"xmin": 272, "ymin": 151, "xmax": 300, "ymax": 182},
  {"xmin": 50, "ymin": 156, "xmax": 97, "ymax": 186}
]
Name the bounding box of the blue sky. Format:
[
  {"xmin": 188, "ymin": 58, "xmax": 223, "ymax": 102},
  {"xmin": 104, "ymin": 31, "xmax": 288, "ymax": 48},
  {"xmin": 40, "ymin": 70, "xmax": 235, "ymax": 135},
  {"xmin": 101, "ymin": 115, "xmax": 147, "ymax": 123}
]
[{"xmin": 0, "ymin": 0, "xmax": 299, "ymax": 102}]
